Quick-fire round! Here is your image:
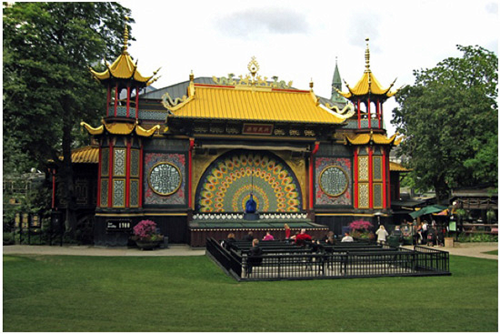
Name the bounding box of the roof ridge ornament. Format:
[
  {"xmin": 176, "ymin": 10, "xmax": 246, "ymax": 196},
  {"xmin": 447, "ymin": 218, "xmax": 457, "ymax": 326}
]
[{"xmin": 212, "ymin": 57, "xmax": 293, "ymax": 89}]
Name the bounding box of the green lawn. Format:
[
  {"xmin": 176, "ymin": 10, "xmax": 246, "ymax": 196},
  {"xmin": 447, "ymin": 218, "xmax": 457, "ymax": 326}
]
[{"xmin": 3, "ymin": 254, "xmax": 497, "ymax": 332}]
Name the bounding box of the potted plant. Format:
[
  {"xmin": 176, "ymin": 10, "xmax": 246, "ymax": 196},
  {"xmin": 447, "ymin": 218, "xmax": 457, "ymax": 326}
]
[
  {"xmin": 132, "ymin": 220, "xmax": 163, "ymax": 250},
  {"xmin": 349, "ymin": 220, "xmax": 374, "ymax": 241}
]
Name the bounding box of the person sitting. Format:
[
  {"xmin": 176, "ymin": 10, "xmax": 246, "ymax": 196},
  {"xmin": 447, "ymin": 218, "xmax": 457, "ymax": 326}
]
[
  {"xmin": 243, "ymin": 231, "xmax": 254, "ymax": 242},
  {"xmin": 221, "ymin": 232, "xmax": 236, "ymax": 250},
  {"xmin": 262, "ymin": 231, "xmax": 274, "ymax": 241},
  {"xmin": 294, "ymin": 228, "xmax": 312, "ymax": 246},
  {"xmin": 323, "ymin": 231, "xmax": 335, "ymax": 244},
  {"xmin": 247, "ymin": 238, "xmax": 263, "ymax": 276},
  {"xmin": 341, "ymin": 232, "xmax": 354, "ymax": 242},
  {"xmin": 245, "ymin": 193, "xmax": 257, "ymax": 214}
]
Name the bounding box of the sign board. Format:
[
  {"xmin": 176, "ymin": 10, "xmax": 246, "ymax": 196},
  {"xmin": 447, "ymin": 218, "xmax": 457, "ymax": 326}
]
[
  {"xmin": 106, "ymin": 220, "xmax": 132, "ymax": 233},
  {"xmin": 242, "ymin": 123, "xmax": 273, "ymax": 135}
]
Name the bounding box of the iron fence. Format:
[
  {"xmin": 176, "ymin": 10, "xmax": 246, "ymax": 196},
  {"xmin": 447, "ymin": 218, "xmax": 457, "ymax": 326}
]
[{"xmin": 206, "ymin": 238, "xmax": 451, "ymax": 281}]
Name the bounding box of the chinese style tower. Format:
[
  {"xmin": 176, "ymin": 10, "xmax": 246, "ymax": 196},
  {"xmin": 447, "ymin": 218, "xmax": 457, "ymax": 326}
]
[
  {"xmin": 82, "ymin": 18, "xmax": 161, "ymax": 245},
  {"xmin": 338, "ymin": 38, "xmax": 401, "ymax": 212}
]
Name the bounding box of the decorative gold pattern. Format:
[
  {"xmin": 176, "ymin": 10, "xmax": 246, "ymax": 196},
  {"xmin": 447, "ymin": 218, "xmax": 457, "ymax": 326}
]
[
  {"xmin": 319, "ymin": 165, "xmax": 349, "ymax": 197},
  {"xmin": 358, "ymin": 156, "xmax": 369, "ymax": 181},
  {"xmin": 358, "ymin": 183, "xmax": 369, "ymax": 208}
]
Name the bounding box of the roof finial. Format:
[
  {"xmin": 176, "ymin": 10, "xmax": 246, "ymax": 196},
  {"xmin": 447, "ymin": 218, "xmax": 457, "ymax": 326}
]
[
  {"xmin": 309, "ymin": 78, "xmax": 314, "ymax": 90},
  {"xmin": 189, "ymin": 70, "xmax": 194, "ymax": 82},
  {"xmin": 123, "ymin": 16, "xmax": 130, "ymax": 54},
  {"xmin": 364, "ymin": 37, "xmax": 370, "ymax": 73}
]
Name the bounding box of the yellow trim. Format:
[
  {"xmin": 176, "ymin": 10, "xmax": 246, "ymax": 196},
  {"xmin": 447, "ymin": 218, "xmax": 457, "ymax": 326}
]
[
  {"xmin": 345, "ymin": 133, "xmax": 400, "ymax": 146},
  {"xmin": 136, "ymin": 124, "xmax": 160, "ymax": 137},
  {"xmin": 104, "ymin": 122, "xmax": 135, "ymax": 135},
  {"xmin": 80, "ymin": 122, "xmax": 104, "ymax": 135}
]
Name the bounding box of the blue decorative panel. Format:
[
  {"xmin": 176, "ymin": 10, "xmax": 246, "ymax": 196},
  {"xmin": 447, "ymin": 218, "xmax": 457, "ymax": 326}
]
[{"xmin": 116, "ymin": 106, "xmax": 127, "ymax": 117}]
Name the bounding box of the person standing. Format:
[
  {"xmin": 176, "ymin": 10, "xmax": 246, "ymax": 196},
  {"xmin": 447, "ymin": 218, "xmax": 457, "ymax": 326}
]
[
  {"xmin": 376, "ymin": 225, "xmax": 389, "ymax": 245},
  {"xmin": 284, "ymin": 223, "xmax": 291, "ymax": 240}
]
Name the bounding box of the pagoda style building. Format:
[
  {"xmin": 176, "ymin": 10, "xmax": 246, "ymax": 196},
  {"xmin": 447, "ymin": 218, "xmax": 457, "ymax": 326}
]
[{"xmin": 80, "ymin": 27, "xmax": 402, "ymax": 246}]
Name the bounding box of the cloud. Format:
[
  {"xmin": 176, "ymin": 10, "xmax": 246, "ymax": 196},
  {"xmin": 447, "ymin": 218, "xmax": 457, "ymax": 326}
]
[
  {"xmin": 215, "ymin": 7, "xmax": 310, "ymax": 38},
  {"xmin": 346, "ymin": 11, "xmax": 381, "ymax": 52},
  {"xmin": 485, "ymin": 1, "xmax": 498, "ymax": 14}
]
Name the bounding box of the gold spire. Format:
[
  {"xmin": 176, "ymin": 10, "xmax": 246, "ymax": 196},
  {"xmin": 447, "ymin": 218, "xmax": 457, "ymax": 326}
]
[
  {"xmin": 364, "ymin": 38, "xmax": 370, "ymax": 73},
  {"xmin": 123, "ymin": 17, "xmax": 130, "ymax": 55}
]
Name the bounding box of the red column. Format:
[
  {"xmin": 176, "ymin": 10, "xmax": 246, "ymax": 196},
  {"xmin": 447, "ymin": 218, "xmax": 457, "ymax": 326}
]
[
  {"xmin": 382, "ymin": 147, "xmax": 387, "ymax": 209},
  {"xmin": 188, "ymin": 138, "xmax": 195, "ymax": 209},
  {"xmin": 387, "ymin": 152, "xmax": 392, "ymax": 208},
  {"xmin": 114, "ymin": 84, "xmax": 118, "ymax": 117},
  {"xmin": 377, "ymin": 99, "xmax": 381, "ymax": 129},
  {"xmin": 367, "ymin": 98, "xmax": 371, "ymax": 129},
  {"xmin": 357, "ymin": 99, "xmax": 361, "ymax": 128},
  {"xmin": 135, "ymin": 86, "xmax": 140, "ymax": 119},
  {"xmin": 139, "ymin": 141, "xmax": 143, "ymax": 207},
  {"xmin": 126, "ymin": 87, "xmax": 131, "ymax": 118},
  {"xmin": 97, "ymin": 146, "xmax": 102, "ymax": 207},
  {"xmin": 125, "ymin": 139, "xmax": 131, "ymax": 207},
  {"xmin": 106, "ymin": 87, "xmax": 111, "ymax": 117},
  {"xmin": 108, "ymin": 140, "xmax": 114, "ymax": 207},
  {"xmin": 380, "ymin": 102, "xmax": 384, "ymax": 129},
  {"xmin": 368, "ymin": 146, "xmax": 373, "ymax": 209},
  {"xmin": 309, "ymin": 142, "xmax": 320, "ymax": 210},
  {"xmin": 353, "ymin": 148, "xmax": 358, "ymax": 209},
  {"xmin": 50, "ymin": 168, "xmax": 57, "ymax": 209}
]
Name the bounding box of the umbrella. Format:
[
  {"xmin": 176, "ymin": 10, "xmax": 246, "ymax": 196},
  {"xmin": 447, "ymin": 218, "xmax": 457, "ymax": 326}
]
[{"xmin": 409, "ymin": 204, "xmax": 448, "ymax": 219}]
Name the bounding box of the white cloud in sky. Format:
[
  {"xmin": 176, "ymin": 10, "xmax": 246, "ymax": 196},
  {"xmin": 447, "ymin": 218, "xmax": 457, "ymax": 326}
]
[
  {"xmin": 215, "ymin": 7, "xmax": 310, "ymax": 38},
  {"xmin": 121, "ymin": 0, "xmax": 498, "ymax": 135}
]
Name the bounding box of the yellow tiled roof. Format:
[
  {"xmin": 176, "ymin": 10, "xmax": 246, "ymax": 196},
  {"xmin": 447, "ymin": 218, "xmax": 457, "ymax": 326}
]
[
  {"xmin": 69, "ymin": 146, "xmax": 99, "ymax": 164},
  {"xmin": 389, "ymin": 161, "xmax": 410, "ymax": 172},
  {"xmin": 80, "ymin": 121, "xmax": 160, "ymax": 137},
  {"xmin": 345, "ymin": 132, "xmax": 401, "ymax": 146},
  {"xmin": 90, "ymin": 53, "xmax": 155, "ymax": 84},
  {"xmin": 166, "ymin": 84, "xmax": 347, "ymax": 125},
  {"xmin": 339, "ymin": 71, "xmax": 397, "ymax": 99}
]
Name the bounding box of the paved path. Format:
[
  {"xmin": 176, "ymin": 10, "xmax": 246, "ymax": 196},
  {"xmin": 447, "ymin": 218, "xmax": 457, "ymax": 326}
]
[
  {"xmin": 2, "ymin": 244, "xmax": 206, "ymax": 257},
  {"xmin": 2, "ymin": 243, "xmax": 497, "ymax": 259}
]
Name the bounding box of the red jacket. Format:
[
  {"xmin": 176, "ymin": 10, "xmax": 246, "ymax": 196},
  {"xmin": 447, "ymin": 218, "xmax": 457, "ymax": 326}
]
[{"xmin": 295, "ymin": 233, "xmax": 312, "ymax": 246}]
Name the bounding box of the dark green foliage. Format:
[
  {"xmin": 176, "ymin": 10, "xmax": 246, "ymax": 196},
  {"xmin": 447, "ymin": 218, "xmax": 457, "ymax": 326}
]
[
  {"xmin": 2, "ymin": 255, "xmax": 498, "ymax": 331},
  {"xmin": 391, "ymin": 45, "xmax": 498, "ymax": 202},
  {"xmin": 3, "ymin": 2, "xmax": 133, "ymax": 231}
]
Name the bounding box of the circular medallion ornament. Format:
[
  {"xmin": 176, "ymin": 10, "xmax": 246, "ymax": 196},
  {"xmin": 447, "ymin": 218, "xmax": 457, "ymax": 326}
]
[
  {"xmin": 148, "ymin": 162, "xmax": 182, "ymax": 196},
  {"xmin": 319, "ymin": 165, "xmax": 349, "ymax": 197}
]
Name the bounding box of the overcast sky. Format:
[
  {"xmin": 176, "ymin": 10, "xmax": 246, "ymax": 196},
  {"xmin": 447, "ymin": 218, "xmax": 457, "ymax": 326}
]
[{"xmin": 120, "ymin": 0, "xmax": 498, "ymax": 135}]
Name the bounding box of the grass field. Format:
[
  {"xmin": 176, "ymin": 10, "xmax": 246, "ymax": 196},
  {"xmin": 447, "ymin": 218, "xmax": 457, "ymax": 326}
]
[{"xmin": 3, "ymin": 254, "xmax": 497, "ymax": 332}]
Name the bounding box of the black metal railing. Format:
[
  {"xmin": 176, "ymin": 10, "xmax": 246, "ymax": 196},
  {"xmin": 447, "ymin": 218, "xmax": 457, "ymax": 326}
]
[{"xmin": 206, "ymin": 238, "xmax": 451, "ymax": 281}]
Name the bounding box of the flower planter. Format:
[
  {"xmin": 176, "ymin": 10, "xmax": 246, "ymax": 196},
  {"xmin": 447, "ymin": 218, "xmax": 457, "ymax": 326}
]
[{"xmin": 135, "ymin": 240, "xmax": 160, "ymax": 250}]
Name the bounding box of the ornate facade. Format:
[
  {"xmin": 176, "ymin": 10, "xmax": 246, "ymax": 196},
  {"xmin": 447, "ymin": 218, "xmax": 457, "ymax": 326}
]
[{"xmin": 80, "ymin": 28, "xmax": 402, "ymax": 246}]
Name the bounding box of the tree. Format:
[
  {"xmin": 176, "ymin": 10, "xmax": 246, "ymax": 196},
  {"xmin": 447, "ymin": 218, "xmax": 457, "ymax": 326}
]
[
  {"xmin": 391, "ymin": 45, "xmax": 497, "ymax": 203},
  {"xmin": 3, "ymin": 2, "xmax": 134, "ymax": 232}
]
